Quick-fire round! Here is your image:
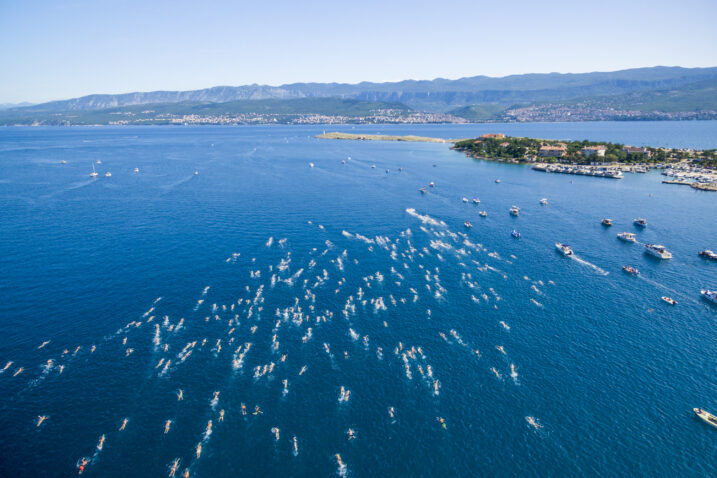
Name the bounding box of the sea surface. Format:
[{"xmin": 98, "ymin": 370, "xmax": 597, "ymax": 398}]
[{"xmin": 0, "ymin": 122, "xmax": 715, "ymax": 477}]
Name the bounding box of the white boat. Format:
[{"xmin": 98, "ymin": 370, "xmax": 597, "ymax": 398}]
[
  {"xmin": 472, "ymin": 198, "xmax": 480, "ymax": 204},
  {"xmin": 462, "ymin": 197, "xmax": 469, "ymax": 203},
  {"xmin": 309, "ymin": 162, "xmax": 315, "ymax": 168},
  {"xmin": 89, "ymin": 163, "xmax": 98, "ymax": 178},
  {"xmin": 698, "ymin": 250, "xmax": 717, "ymax": 260},
  {"xmin": 495, "ymin": 179, "xmax": 501, "ymax": 183},
  {"xmin": 509, "ymin": 206, "xmax": 520, "ymax": 216},
  {"xmin": 694, "ymin": 408, "xmax": 717, "ymax": 427},
  {"xmin": 194, "ymin": 171, "xmax": 199, "ymax": 175},
  {"xmin": 61, "ymin": 160, "xmax": 67, "ymax": 164},
  {"xmin": 105, "ymin": 172, "xmax": 111, "ymax": 177},
  {"xmin": 701, "ymin": 289, "xmax": 717, "ymax": 304},
  {"xmin": 133, "ymin": 168, "xmax": 139, "ymax": 173},
  {"xmin": 661, "ymin": 296, "xmax": 677, "ymax": 305},
  {"xmin": 555, "ymin": 242, "xmax": 573, "ymax": 256},
  {"xmin": 633, "ymin": 218, "xmax": 647, "ymax": 227},
  {"xmin": 645, "ymin": 244, "xmax": 672, "ymax": 259},
  {"xmin": 540, "ymin": 198, "xmax": 548, "ymax": 205},
  {"xmin": 617, "ymin": 232, "xmax": 636, "ymax": 243},
  {"xmin": 479, "ymin": 211, "xmax": 487, "ymax": 217}
]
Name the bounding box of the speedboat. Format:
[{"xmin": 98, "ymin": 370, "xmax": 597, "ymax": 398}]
[
  {"xmin": 694, "ymin": 408, "xmax": 717, "ymax": 428},
  {"xmin": 701, "ymin": 289, "xmax": 717, "ymax": 304},
  {"xmin": 479, "ymin": 211, "xmax": 487, "ymax": 217},
  {"xmin": 540, "ymin": 198, "xmax": 548, "ymax": 205},
  {"xmin": 371, "ymin": 164, "xmax": 376, "ymax": 169},
  {"xmin": 105, "ymin": 172, "xmax": 112, "ymax": 177},
  {"xmin": 309, "ymin": 162, "xmax": 315, "ymax": 168},
  {"xmin": 633, "ymin": 218, "xmax": 647, "ymax": 227},
  {"xmin": 464, "ymin": 221, "xmax": 473, "ymax": 229},
  {"xmin": 473, "ymin": 198, "xmax": 480, "ymax": 204},
  {"xmin": 698, "ymin": 250, "xmax": 717, "ymax": 260},
  {"xmin": 622, "ymin": 266, "xmax": 639, "ymax": 275},
  {"xmin": 90, "ymin": 163, "xmax": 98, "ymax": 178},
  {"xmin": 419, "ymin": 187, "xmax": 427, "ymax": 194},
  {"xmin": 61, "ymin": 160, "xmax": 67, "ymax": 164},
  {"xmin": 194, "ymin": 171, "xmax": 199, "ymax": 175},
  {"xmin": 509, "ymin": 206, "xmax": 520, "ymax": 216},
  {"xmin": 462, "ymin": 197, "xmax": 469, "ymax": 203},
  {"xmin": 617, "ymin": 232, "xmax": 636, "ymax": 243},
  {"xmin": 495, "ymin": 179, "xmax": 501, "ymax": 183},
  {"xmin": 645, "ymin": 244, "xmax": 672, "ymax": 259},
  {"xmin": 601, "ymin": 218, "xmax": 613, "ymax": 226},
  {"xmin": 133, "ymin": 167, "xmax": 139, "ymax": 173},
  {"xmin": 555, "ymin": 242, "xmax": 573, "ymax": 256},
  {"xmin": 428, "ymin": 182, "xmax": 435, "ymax": 187},
  {"xmin": 661, "ymin": 296, "xmax": 677, "ymax": 305},
  {"xmin": 511, "ymin": 230, "xmax": 521, "ymax": 239}
]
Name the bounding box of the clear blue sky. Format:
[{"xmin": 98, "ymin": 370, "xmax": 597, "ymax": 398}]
[{"xmin": 1, "ymin": 0, "xmax": 716, "ymax": 103}]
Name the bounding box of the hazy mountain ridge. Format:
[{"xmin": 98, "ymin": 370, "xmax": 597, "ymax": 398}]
[{"xmin": 14, "ymin": 66, "xmax": 717, "ymax": 113}]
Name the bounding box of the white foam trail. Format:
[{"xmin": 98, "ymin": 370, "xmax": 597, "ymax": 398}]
[
  {"xmin": 405, "ymin": 208, "xmax": 447, "ymax": 227},
  {"xmin": 266, "ymin": 237, "xmax": 274, "ymax": 247},
  {"xmin": 570, "ymin": 256, "xmax": 609, "ymax": 276}
]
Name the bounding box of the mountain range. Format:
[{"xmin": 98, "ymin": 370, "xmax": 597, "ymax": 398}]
[{"xmin": 3, "ymin": 66, "xmax": 717, "ymax": 125}]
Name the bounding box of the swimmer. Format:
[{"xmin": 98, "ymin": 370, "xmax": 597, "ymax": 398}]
[
  {"xmin": 496, "ymin": 345, "xmax": 506, "ymax": 355},
  {"xmin": 271, "ymin": 427, "xmax": 280, "ymax": 441},
  {"xmin": 196, "ymin": 442, "xmax": 202, "ymax": 459},
  {"xmin": 253, "ymin": 405, "xmax": 263, "ymax": 415},
  {"xmin": 491, "ymin": 367, "xmax": 502, "ymax": 379},
  {"xmin": 183, "ymin": 469, "xmax": 189, "ymax": 478},
  {"xmin": 119, "ymin": 418, "xmax": 128, "ymax": 431},
  {"xmin": 38, "ymin": 340, "xmax": 50, "ymax": 349},
  {"xmin": 437, "ymin": 417, "xmax": 447, "ymax": 429},
  {"xmin": 212, "ymin": 391, "xmax": 220, "ymax": 401},
  {"xmin": 122, "ymin": 337, "xmax": 127, "ymax": 345},
  {"xmin": 219, "ymin": 409, "xmax": 225, "ymax": 422},
  {"xmin": 177, "ymin": 389, "xmax": 184, "ymax": 401},
  {"xmin": 388, "ymin": 407, "xmax": 395, "ymax": 419},
  {"xmin": 293, "ymin": 436, "xmax": 298, "ymax": 455},
  {"xmin": 37, "ymin": 415, "xmax": 48, "ymax": 427},
  {"xmin": 13, "ymin": 367, "xmax": 24, "ymax": 376},
  {"xmin": 205, "ymin": 420, "xmax": 213, "ymax": 435},
  {"xmin": 90, "ymin": 345, "xmax": 96, "ymax": 353},
  {"xmin": 474, "ymin": 349, "xmax": 481, "ymax": 357},
  {"xmin": 526, "ymin": 416, "xmax": 543, "ymax": 430},
  {"xmin": 347, "ymin": 428, "xmax": 356, "ymax": 440},
  {"xmin": 97, "ymin": 434, "xmax": 105, "ymax": 451},
  {"xmin": 169, "ymin": 458, "xmax": 180, "ymax": 477},
  {"xmin": 298, "ymin": 365, "xmax": 307, "ymax": 375},
  {"xmin": 241, "ymin": 403, "xmax": 247, "ymax": 415},
  {"xmin": 335, "ymin": 454, "xmax": 344, "ymax": 466},
  {"xmin": 500, "ymin": 321, "xmax": 510, "ymax": 331},
  {"xmin": 1, "ymin": 361, "xmax": 12, "ymax": 372},
  {"xmin": 78, "ymin": 457, "xmax": 89, "ymax": 474},
  {"xmin": 164, "ymin": 419, "xmax": 172, "ymax": 434}
]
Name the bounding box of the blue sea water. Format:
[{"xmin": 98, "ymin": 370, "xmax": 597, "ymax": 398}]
[{"xmin": 0, "ymin": 122, "xmax": 715, "ymax": 477}]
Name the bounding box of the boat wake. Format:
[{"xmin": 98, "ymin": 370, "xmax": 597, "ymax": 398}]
[{"xmin": 570, "ymin": 256, "xmax": 609, "ymax": 276}]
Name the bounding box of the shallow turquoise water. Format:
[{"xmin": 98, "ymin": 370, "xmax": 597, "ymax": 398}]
[{"xmin": 0, "ymin": 123, "xmax": 715, "ymax": 477}]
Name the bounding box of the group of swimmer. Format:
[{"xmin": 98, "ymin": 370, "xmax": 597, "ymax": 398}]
[{"xmin": 6, "ymin": 208, "xmax": 554, "ymax": 476}]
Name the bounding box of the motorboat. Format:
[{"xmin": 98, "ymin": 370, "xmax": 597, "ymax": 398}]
[
  {"xmin": 601, "ymin": 218, "xmax": 613, "ymax": 226},
  {"xmin": 622, "ymin": 266, "xmax": 639, "ymax": 275},
  {"xmin": 472, "ymin": 198, "xmax": 480, "ymax": 204},
  {"xmin": 701, "ymin": 289, "xmax": 717, "ymax": 304},
  {"xmin": 495, "ymin": 179, "xmax": 501, "ymax": 183},
  {"xmin": 645, "ymin": 244, "xmax": 672, "ymax": 259},
  {"xmin": 464, "ymin": 221, "xmax": 473, "ymax": 229},
  {"xmin": 633, "ymin": 218, "xmax": 647, "ymax": 227},
  {"xmin": 509, "ymin": 206, "xmax": 520, "ymax": 216},
  {"xmin": 694, "ymin": 408, "xmax": 717, "ymax": 428},
  {"xmin": 133, "ymin": 167, "xmax": 139, "ymax": 173},
  {"xmin": 194, "ymin": 171, "xmax": 199, "ymax": 175},
  {"xmin": 309, "ymin": 162, "xmax": 315, "ymax": 168},
  {"xmin": 511, "ymin": 230, "xmax": 521, "ymax": 239},
  {"xmin": 661, "ymin": 296, "xmax": 677, "ymax": 305},
  {"xmin": 617, "ymin": 232, "xmax": 636, "ymax": 243},
  {"xmin": 540, "ymin": 198, "xmax": 548, "ymax": 205},
  {"xmin": 462, "ymin": 197, "xmax": 469, "ymax": 203},
  {"xmin": 555, "ymin": 242, "xmax": 573, "ymax": 256},
  {"xmin": 428, "ymin": 182, "xmax": 435, "ymax": 187},
  {"xmin": 479, "ymin": 211, "xmax": 487, "ymax": 217},
  {"xmin": 105, "ymin": 172, "xmax": 112, "ymax": 177},
  {"xmin": 90, "ymin": 163, "xmax": 98, "ymax": 178},
  {"xmin": 419, "ymin": 187, "xmax": 427, "ymax": 194},
  {"xmin": 698, "ymin": 250, "xmax": 717, "ymax": 260}
]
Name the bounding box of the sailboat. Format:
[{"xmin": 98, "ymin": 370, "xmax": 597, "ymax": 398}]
[{"xmin": 90, "ymin": 163, "xmax": 98, "ymax": 178}]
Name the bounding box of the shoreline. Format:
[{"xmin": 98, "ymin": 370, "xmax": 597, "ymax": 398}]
[{"xmin": 316, "ymin": 132, "xmax": 462, "ymax": 143}]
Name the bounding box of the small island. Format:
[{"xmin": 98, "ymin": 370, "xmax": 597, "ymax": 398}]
[
  {"xmin": 452, "ymin": 134, "xmax": 717, "ymax": 189},
  {"xmin": 316, "ymin": 132, "xmax": 456, "ymax": 143}
]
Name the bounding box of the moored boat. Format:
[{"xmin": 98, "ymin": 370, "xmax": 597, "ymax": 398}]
[
  {"xmin": 645, "ymin": 244, "xmax": 672, "ymax": 259},
  {"xmin": 693, "ymin": 408, "xmax": 717, "ymax": 428},
  {"xmin": 661, "ymin": 296, "xmax": 677, "ymax": 305},
  {"xmin": 479, "ymin": 210, "xmax": 487, "ymax": 217},
  {"xmin": 622, "ymin": 266, "xmax": 639, "ymax": 275},
  {"xmin": 511, "ymin": 230, "xmax": 521, "ymax": 238},
  {"xmin": 617, "ymin": 232, "xmax": 636, "ymax": 243},
  {"xmin": 472, "ymin": 198, "xmax": 480, "ymax": 204},
  {"xmin": 633, "ymin": 218, "xmax": 647, "ymax": 227},
  {"xmin": 428, "ymin": 182, "xmax": 435, "ymax": 187},
  {"xmin": 509, "ymin": 206, "xmax": 520, "ymax": 216},
  {"xmin": 701, "ymin": 289, "xmax": 717, "ymax": 304},
  {"xmin": 555, "ymin": 242, "xmax": 573, "ymax": 256},
  {"xmin": 540, "ymin": 198, "xmax": 548, "ymax": 205},
  {"xmin": 495, "ymin": 179, "xmax": 501, "ymax": 183},
  {"xmin": 462, "ymin": 197, "xmax": 469, "ymax": 203},
  {"xmin": 698, "ymin": 249, "xmax": 717, "ymax": 260},
  {"xmin": 601, "ymin": 218, "xmax": 613, "ymax": 226},
  {"xmin": 419, "ymin": 187, "xmax": 427, "ymax": 194},
  {"xmin": 464, "ymin": 221, "xmax": 473, "ymax": 229}
]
